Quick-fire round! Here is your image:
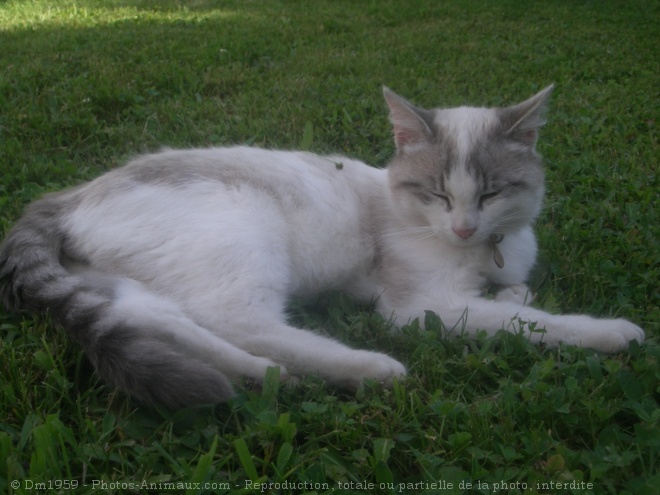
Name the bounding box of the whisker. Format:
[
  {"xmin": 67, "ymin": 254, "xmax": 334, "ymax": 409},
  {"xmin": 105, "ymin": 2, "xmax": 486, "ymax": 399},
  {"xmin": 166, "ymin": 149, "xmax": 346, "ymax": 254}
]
[{"xmin": 375, "ymin": 226, "xmax": 438, "ymax": 247}]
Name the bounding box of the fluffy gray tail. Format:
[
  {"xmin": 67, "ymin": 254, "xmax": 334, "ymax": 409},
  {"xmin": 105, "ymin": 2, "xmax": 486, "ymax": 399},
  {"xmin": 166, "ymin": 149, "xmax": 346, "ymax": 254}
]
[{"xmin": 0, "ymin": 194, "xmax": 233, "ymax": 408}]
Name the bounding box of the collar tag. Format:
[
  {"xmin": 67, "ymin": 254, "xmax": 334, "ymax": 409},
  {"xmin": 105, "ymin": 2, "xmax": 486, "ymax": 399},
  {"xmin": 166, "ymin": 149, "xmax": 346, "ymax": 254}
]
[{"xmin": 489, "ymin": 233, "xmax": 505, "ymax": 269}]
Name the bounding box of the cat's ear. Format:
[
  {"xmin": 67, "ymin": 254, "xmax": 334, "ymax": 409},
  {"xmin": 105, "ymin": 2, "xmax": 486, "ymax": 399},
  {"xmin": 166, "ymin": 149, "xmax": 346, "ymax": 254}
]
[
  {"xmin": 502, "ymin": 84, "xmax": 554, "ymax": 148},
  {"xmin": 383, "ymin": 87, "xmax": 433, "ymax": 151}
]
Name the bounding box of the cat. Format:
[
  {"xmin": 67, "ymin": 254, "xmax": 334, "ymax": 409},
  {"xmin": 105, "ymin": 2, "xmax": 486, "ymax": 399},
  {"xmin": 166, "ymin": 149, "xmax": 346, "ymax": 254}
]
[{"xmin": 0, "ymin": 85, "xmax": 644, "ymax": 408}]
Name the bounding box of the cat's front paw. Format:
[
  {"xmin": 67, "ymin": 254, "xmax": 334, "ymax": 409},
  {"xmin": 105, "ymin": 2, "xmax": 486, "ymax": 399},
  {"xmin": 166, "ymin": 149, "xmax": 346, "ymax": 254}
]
[
  {"xmin": 553, "ymin": 317, "xmax": 645, "ymax": 352},
  {"xmin": 593, "ymin": 319, "xmax": 645, "ymax": 352},
  {"xmin": 495, "ymin": 284, "xmax": 535, "ymax": 306}
]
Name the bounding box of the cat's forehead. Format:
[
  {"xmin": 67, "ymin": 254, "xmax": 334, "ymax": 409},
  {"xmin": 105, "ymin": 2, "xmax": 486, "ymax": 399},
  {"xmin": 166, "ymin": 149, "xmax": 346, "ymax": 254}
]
[
  {"xmin": 432, "ymin": 106, "xmax": 499, "ymax": 162},
  {"xmin": 426, "ymin": 106, "xmax": 542, "ymax": 190}
]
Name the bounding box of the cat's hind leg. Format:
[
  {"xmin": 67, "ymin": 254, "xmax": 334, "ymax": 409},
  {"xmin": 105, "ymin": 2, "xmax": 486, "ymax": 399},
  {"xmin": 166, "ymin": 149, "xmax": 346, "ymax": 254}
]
[
  {"xmin": 101, "ymin": 277, "xmax": 289, "ymax": 407},
  {"xmin": 228, "ymin": 322, "xmax": 407, "ymax": 391}
]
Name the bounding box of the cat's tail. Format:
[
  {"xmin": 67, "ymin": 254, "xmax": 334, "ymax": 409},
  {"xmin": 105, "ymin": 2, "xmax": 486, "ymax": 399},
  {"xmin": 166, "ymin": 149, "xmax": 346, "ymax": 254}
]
[{"xmin": 0, "ymin": 194, "xmax": 234, "ymax": 408}]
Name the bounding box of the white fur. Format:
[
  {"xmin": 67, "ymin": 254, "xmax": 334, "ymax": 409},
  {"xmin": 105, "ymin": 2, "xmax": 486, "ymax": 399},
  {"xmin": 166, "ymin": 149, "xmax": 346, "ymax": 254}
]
[
  {"xmin": 58, "ymin": 144, "xmax": 644, "ymax": 391},
  {"xmin": 435, "ymin": 107, "xmax": 497, "ymax": 165}
]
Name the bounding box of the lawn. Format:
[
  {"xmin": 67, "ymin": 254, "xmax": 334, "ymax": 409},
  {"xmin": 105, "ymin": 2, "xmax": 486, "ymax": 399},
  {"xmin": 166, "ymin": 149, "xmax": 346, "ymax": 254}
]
[{"xmin": 0, "ymin": 0, "xmax": 658, "ymax": 494}]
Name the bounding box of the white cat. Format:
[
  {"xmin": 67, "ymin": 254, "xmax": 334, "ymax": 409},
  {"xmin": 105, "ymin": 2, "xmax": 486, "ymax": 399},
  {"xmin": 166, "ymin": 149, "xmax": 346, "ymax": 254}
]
[{"xmin": 0, "ymin": 86, "xmax": 644, "ymax": 408}]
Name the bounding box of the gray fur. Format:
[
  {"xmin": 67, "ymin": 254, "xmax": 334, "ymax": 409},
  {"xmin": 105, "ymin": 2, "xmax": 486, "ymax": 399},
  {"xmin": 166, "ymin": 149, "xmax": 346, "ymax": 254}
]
[
  {"xmin": 386, "ymin": 87, "xmax": 550, "ymax": 227},
  {"xmin": 0, "ymin": 193, "xmax": 233, "ymax": 408}
]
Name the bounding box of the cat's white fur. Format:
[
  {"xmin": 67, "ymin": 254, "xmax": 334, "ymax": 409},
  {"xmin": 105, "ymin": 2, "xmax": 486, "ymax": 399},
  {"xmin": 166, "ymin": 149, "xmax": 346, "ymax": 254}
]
[
  {"xmin": 0, "ymin": 86, "xmax": 644, "ymax": 407},
  {"xmin": 63, "ymin": 148, "xmax": 408, "ymax": 389}
]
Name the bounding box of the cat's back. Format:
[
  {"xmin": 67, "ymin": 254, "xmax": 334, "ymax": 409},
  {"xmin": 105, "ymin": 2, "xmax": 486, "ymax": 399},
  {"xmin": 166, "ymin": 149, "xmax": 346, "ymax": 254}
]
[
  {"xmin": 57, "ymin": 146, "xmax": 386, "ymax": 295},
  {"xmin": 61, "ymin": 145, "xmax": 385, "ymax": 219},
  {"xmin": 120, "ymin": 146, "xmax": 383, "ymax": 197}
]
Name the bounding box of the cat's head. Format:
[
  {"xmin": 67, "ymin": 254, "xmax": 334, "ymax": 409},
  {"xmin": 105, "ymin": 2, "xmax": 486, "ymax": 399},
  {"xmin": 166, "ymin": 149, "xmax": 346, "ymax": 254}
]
[{"xmin": 384, "ymin": 85, "xmax": 552, "ymax": 246}]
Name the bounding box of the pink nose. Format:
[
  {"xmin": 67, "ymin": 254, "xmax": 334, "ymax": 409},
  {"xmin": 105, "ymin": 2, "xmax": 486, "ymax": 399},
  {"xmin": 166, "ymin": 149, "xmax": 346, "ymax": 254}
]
[{"xmin": 453, "ymin": 227, "xmax": 476, "ymax": 239}]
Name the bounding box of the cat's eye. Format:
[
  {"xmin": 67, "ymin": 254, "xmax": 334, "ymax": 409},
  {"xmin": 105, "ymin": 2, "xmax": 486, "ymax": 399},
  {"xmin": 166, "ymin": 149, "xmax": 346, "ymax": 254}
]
[
  {"xmin": 431, "ymin": 191, "xmax": 452, "ymax": 209},
  {"xmin": 478, "ymin": 191, "xmax": 499, "ymax": 209}
]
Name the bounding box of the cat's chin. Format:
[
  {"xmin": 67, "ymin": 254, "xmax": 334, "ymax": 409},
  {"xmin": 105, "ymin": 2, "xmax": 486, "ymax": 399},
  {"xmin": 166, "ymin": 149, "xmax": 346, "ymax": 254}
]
[
  {"xmin": 439, "ymin": 237, "xmax": 480, "ymax": 249},
  {"xmin": 440, "ymin": 231, "xmax": 490, "ymax": 248}
]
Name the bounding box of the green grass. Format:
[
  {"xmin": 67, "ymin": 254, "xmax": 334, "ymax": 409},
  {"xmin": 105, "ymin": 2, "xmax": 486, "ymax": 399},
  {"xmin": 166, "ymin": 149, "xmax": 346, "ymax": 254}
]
[{"xmin": 1, "ymin": 0, "xmax": 658, "ymax": 494}]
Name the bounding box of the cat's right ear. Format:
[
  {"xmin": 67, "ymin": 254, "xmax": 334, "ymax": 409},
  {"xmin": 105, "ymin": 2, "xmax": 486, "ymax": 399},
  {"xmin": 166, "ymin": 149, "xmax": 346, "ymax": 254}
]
[{"xmin": 383, "ymin": 87, "xmax": 433, "ymax": 151}]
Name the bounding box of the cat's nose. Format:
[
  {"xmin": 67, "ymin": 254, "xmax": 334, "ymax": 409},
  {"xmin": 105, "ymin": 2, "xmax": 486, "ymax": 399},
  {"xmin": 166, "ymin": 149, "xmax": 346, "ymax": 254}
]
[{"xmin": 452, "ymin": 227, "xmax": 476, "ymax": 239}]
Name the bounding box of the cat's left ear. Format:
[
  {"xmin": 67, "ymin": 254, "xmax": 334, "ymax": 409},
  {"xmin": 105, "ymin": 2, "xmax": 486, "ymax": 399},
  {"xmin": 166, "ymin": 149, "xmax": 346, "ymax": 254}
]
[
  {"xmin": 502, "ymin": 84, "xmax": 554, "ymax": 148},
  {"xmin": 383, "ymin": 87, "xmax": 434, "ymax": 152}
]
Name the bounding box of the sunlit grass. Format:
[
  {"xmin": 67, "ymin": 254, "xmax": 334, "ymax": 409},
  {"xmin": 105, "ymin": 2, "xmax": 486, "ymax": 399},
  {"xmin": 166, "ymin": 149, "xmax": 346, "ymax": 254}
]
[{"xmin": 0, "ymin": 0, "xmax": 247, "ymax": 29}]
